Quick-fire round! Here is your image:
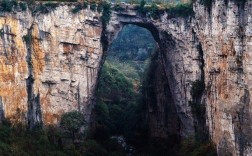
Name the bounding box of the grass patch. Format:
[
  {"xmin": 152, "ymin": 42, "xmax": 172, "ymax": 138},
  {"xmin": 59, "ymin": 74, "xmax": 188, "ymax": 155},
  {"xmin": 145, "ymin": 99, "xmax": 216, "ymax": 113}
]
[
  {"xmin": 113, "ymin": 3, "xmax": 125, "ymax": 12},
  {"xmin": 148, "ymin": 3, "xmax": 159, "ymax": 20},
  {"xmin": 70, "ymin": 1, "xmax": 90, "ymax": 14},
  {"xmin": 166, "ymin": 3, "xmax": 194, "ymax": 18},
  {"xmin": 71, "ymin": 3, "xmax": 83, "ymax": 14},
  {"xmin": 19, "ymin": 2, "xmax": 27, "ymax": 11},
  {"xmin": 33, "ymin": 2, "xmax": 59, "ymax": 14},
  {"xmin": 90, "ymin": 2, "xmax": 97, "ymax": 11},
  {"xmin": 0, "ymin": 0, "xmax": 18, "ymax": 12},
  {"xmin": 136, "ymin": 0, "xmax": 195, "ymax": 19}
]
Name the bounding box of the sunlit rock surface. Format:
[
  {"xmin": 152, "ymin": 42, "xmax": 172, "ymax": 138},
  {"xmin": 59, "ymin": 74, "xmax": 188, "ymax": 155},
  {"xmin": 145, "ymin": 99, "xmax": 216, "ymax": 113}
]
[{"xmin": 0, "ymin": 5, "xmax": 103, "ymax": 127}]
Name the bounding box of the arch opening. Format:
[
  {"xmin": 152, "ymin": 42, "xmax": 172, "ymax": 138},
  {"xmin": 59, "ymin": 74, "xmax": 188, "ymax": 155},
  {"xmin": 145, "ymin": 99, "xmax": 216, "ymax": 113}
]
[{"xmin": 90, "ymin": 23, "xmax": 181, "ymax": 155}]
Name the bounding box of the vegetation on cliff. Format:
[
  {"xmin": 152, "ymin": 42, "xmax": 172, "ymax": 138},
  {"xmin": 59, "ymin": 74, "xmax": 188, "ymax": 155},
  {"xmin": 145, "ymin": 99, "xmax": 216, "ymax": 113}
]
[
  {"xmin": 0, "ymin": 0, "xmax": 27, "ymax": 12},
  {"xmin": 0, "ymin": 0, "xmax": 194, "ymax": 19},
  {"xmin": 0, "ymin": 115, "xmax": 129, "ymax": 155},
  {"xmin": 165, "ymin": 2, "xmax": 194, "ymax": 18},
  {"xmin": 60, "ymin": 111, "xmax": 86, "ymax": 144},
  {"xmin": 136, "ymin": 0, "xmax": 194, "ymax": 19}
]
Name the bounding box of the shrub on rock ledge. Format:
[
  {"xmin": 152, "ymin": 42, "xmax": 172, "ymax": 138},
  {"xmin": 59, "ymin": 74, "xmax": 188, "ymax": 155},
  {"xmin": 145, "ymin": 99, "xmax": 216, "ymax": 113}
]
[{"xmin": 60, "ymin": 111, "xmax": 86, "ymax": 143}]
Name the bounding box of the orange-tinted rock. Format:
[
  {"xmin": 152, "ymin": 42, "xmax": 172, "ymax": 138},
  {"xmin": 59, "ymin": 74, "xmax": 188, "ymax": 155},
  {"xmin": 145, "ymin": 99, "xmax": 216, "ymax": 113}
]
[{"xmin": 0, "ymin": 6, "xmax": 103, "ymax": 126}]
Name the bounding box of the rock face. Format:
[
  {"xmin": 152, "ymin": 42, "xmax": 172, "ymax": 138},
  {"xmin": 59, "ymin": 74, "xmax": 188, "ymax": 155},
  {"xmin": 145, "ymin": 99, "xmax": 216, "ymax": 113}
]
[
  {"xmin": 107, "ymin": 5, "xmax": 202, "ymax": 139},
  {"xmin": 108, "ymin": 1, "xmax": 252, "ymax": 155},
  {"xmin": 0, "ymin": 4, "xmax": 103, "ymax": 127},
  {"xmin": 0, "ymin": 0, "xmax": 252, "ymax": 155},
  {"xmin": 194, "ymin": 0, "xmax": 252, "ymax": 155}
]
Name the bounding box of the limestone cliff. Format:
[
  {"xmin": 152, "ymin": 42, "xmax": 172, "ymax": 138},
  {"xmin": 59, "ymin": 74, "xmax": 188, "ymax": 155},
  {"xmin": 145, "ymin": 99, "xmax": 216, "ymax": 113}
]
[
  {"xmin": 0, "ymin": 4, "xmax": 103, "ymax": 128},
  {"xmin": 0, "ymin": 0, "xmax": 252, "ymax": 155},
  {"xmin": 194, "ymin": 0, "xmax": 252, "ymax": 155},
  {"xmin": 107, "ymin": 1, "xmax": 252, "ymax": 155},
  {"xmin": 106, "ymin": 4, "xmax": 202, "ymax": 139}
]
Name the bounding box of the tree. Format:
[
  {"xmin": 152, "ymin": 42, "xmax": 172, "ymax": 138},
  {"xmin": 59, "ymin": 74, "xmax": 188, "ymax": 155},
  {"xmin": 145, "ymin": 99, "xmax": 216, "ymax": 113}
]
[
  {"xmin": 149, "ymin": 3, "xmax": 159, "ymax": 20},
  {"xmin": 60, "ymin": 111, "xmax": 86, "ymax": 143},
  {"xmin": 138, "ymin": 0, "xmax": 146, "ymax": 15},
  {"xmin": 101, "ymin": 1, "xmax": 111, "ymax": 26}
]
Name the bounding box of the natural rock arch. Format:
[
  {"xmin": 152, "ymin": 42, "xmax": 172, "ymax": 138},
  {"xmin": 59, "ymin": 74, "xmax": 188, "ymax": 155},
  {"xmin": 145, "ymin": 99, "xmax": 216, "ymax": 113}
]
[
  {"xmin": 0, "ymin": 0, "xmax": 251, "ymax": 155},
  {"xmin": 103, "ymin": 5, "xmax": 204, "ymax": 139},
  {"xmin": 0, "ymin": 3, "xmax": 202, "ymax": 141}
]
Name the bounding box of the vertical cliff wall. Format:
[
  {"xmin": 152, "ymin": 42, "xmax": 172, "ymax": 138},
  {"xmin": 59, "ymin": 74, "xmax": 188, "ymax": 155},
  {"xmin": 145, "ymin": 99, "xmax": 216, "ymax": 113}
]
[
  {"xmin": 107, "ymin": 1, "xmax": 252, "ymax": 155},
  {"xmin": 194, "ymin": 0, "xmax": 252, "ymax": 155}
]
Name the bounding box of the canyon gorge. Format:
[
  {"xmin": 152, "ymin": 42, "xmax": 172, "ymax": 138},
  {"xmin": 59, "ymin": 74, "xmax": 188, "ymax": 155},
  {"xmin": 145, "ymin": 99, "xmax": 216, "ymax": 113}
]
[{"xmin": 0, "ymin": 0, "xmax": 251, "ymax": 155}]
